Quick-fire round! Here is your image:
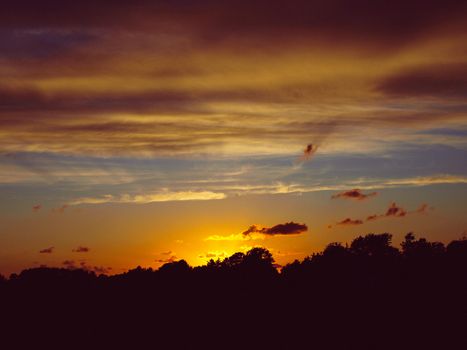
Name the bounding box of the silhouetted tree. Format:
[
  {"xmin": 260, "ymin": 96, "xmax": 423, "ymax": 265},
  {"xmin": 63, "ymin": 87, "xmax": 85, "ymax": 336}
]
[
  {"xmin": 350, "ymin": 233, "xmax": 399, "ymax": 257},
  {"xmin": 401, "ymin": 232, "xmax": 445, "ymax": 260}
]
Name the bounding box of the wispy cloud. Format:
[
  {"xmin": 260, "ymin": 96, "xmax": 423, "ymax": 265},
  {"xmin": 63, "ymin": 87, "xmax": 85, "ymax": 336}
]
[
  {"xmin": 69, "ymin": 190, "xmax": 226, "ymax": 205},
  {"xmin": 383, "ymin": 175, "xmax": 467, "ymax": 187}
]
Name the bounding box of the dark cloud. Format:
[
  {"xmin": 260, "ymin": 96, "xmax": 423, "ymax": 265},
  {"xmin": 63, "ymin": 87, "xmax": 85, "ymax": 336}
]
[
  {"xmin": 0, "ymin": 87, "xmax": 198, "ymax": 115},
  {"xmin": 367, "ymin": 202, "xmax": 408, "ymax": 221},
  {"xmin": 72, "ymin": 246, "xmax": 90, "ymax": 253},
  {"xmin": 242, "ymin": 222, "xmax": 308, "ymax": 237},
  {"xmin": 0, "ymin": 29, "xmax": 95, "ymax": 59},
  {"xmin": 32, "ymin": 204, "xmax": 41, "ymax": 212},
  {"xmin": 331, "ymin": 189, "xmax": 378, "ymax": 201},
  {"xmin": 39, "ymin": 246, "xmax": 54, "ymax": 254},
  {"xmin": 385, "ymin": 202, "xmax": 407, "ymax": 217},
  {"xmin": 301, "ymin": 144, "xmax": 318, "ymax": 161},
  {"xmin": 377, "ymin": 63, "xmax": 467, "ymax": 98},
  {"xmin": 1, "ymin": 1, "xmax": 466, "ymax": 49},
  {"xmin": 336, "ymin": 218, "xmax": 364, "ymax": 226}
]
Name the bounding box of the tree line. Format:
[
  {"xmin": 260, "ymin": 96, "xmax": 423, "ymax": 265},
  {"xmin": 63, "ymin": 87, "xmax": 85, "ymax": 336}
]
[{"xmin": 1, "ymin": 232, "xmax": 465, "ymax": 349}]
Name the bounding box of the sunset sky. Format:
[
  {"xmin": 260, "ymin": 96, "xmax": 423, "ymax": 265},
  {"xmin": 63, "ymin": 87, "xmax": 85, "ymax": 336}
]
[{"xmin": 1, "ymin": 1, "xmax": 467, "ymax": 276}]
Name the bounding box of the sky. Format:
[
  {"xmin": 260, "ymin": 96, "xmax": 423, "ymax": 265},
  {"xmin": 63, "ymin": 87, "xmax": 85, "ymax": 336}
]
[{"xmin": 1, "ymin": 1, "xmax": 467, "ymax": 276}]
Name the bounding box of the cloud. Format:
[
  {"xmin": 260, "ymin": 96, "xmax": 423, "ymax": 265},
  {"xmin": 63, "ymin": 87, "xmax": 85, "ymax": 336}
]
[
  {"xmin": 385, "ymin": 202, "xmax": 407, "ymax": 217},
  {"xmin": 413, "ymin": 203, "xmax": 434, "ymax": 214},
  {"xmin": 366, "ymin": 202, "xmax": 410, "ymax": 221},
  {"xmin": 53, "ymin": 204, "xmax": 68, "ymax": 213},
  {"xmin": 336, "ymin": 218, "xmax": 364, "ymax": 226},
  {"xmin": 204, "ymin": 234, "xmax": 251, "ymax": 241},
  {"xmin": 156, "ymin": 256, "xmax": 178, "ymax": 264},
  {"xmin": 39, "ymin": 246, "xmax": 54, "ymax": 254},
  {"xmin": 62, "ymin": 259, "xmax": 111, "ymax": 274},
  {"xmin": 383, "ymin": 175, "xmax": 467, "ymax": 187},
  {"xmin": 72, "ymin": 246, "xmax": 90, "ymax": 253},
  {"xmin": 92, "ymin": 266, "xmax": 112, "ymax": 274},
  {"xmin": 69, "ymin": 191, "xmax": 226, "ymax": 205},
  {"xmin": 377, "ymin": 63, "xmax": 467, "ymax": 98},
  {"xmin": 62, "ymin": 260, "xmax": 76, "ymax": 269},
  {"xmin": 2, "ymin": 1, "xmax": 466, "ymax": 49},
  {"xmin": 32, "ymin": 204, "xmax": 42, "ymax": 212},
  {"xmin": 242, "ymin": 222, "xmax": 308, "ymax": 237},
  {"xmin": 333, "ymin": 202, "xmax": 433, "ymax": 226},
  {"xmin": 366, "ymin": 214, "xmax": 380, "ymax": 222},
  {"xmin": 331, "ymin": 189, "xmax": 378, "ymax": 201},
  {"xmin": 300, "ymin": 144, "xmax": 318, "ymax": 161},
  {"xmin": 198, "ymin": 252, "xmax": 227, "ymax": 259},
  {"xmin": 205, "ymin": 222, "xmax": 307, "ymax": 241},
  {"xmin": 161, "ymin": 251, "xmax": 172, "ymax": 256}
]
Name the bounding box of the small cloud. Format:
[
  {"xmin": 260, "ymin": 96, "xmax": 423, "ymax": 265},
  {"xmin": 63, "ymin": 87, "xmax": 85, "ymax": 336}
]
[
  {"xmin": 331, "ymin": 189, "xmax": 378, "ymax": 201},
  {"xmin": 206, "ymin": 222, "xmax": 307, "ymax": 241},
  {"xmin": 32, "ymin": 204, "xmax": 42, "ymax": 212},
  {"xmin": 367, "ymin": 202, "xmax": 430, "ymax": 221},
  {"xmin": 156, "ymin": 255, "xmax": 178, "ymax": 264},
  {"xmin": 92, "ymin": 266, "xmax": 112, "ymax": 274},
  {"xmin": 366, "ymin": 214, "xmax": 380, "ymax": 221},
  {"xmin": 302, "ymin": 144, "xmax": 318, "ymax": 160},
  {"xmin": 243, "ymin": 222, "xmax": 308, "ymax": 236},
  {"xmin": 295, "ymin": 144, "xmax": 318, "ymax": 166},
  {"xmin": 62, "ymin": 260, "xmax": 76, "ymax": 269},
  {"xmin": 53, "ymin": 204, "xmax": 68, "ymax": 213},
  {"xmin": 39, "ymin": 246, "xmax": 54, "ymax": 254},
  {"xmin": 161, "ymin": 250, "xmax": 172, "ymax": 255},
  {"xmin": 205, "ymin": 234, "xmax": 251, "ymax": 241},
  {"xmin": 198, "ymin": 251, "xmax": 227, "ymax": 259},
  {"xmin": 385, "ymin": 202, "xmax": 407, "ymax": 217},
  {"xmin": 64, "ymin": 260, "xmax": 111, "ymax": 274},
  {"xmin": 413, "ymin": 203, "xmax": 434, "ymax": 214},
  {"xmin": 72, "ymin": 246, "xmax": 90, "ymax": 253},
  {"xmin": 336, "ymin": 218, "xmax": 364, "ymax": 226},
  {"xmin": 174, "ymin": 240, "xmax": 184, "ymax": 244}
]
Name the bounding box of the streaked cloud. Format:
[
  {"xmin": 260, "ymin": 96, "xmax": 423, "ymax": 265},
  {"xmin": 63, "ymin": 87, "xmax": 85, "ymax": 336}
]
[
  {"xmin": 383, "ymin": 175, "xmax": 467, "ymax": 187},
  {"xmin": 39, "ymin": 247, "xmax": 54, "ymax": 254},
  {"xmin": 69, "ymin": 191, "xmax": 226, "ymax": 205}
]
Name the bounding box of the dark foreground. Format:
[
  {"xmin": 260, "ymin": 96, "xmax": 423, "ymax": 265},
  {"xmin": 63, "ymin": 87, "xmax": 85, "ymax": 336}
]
[{"xmin": 1, "ymin": 233, "xmax": 466, "ymax": 349}]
